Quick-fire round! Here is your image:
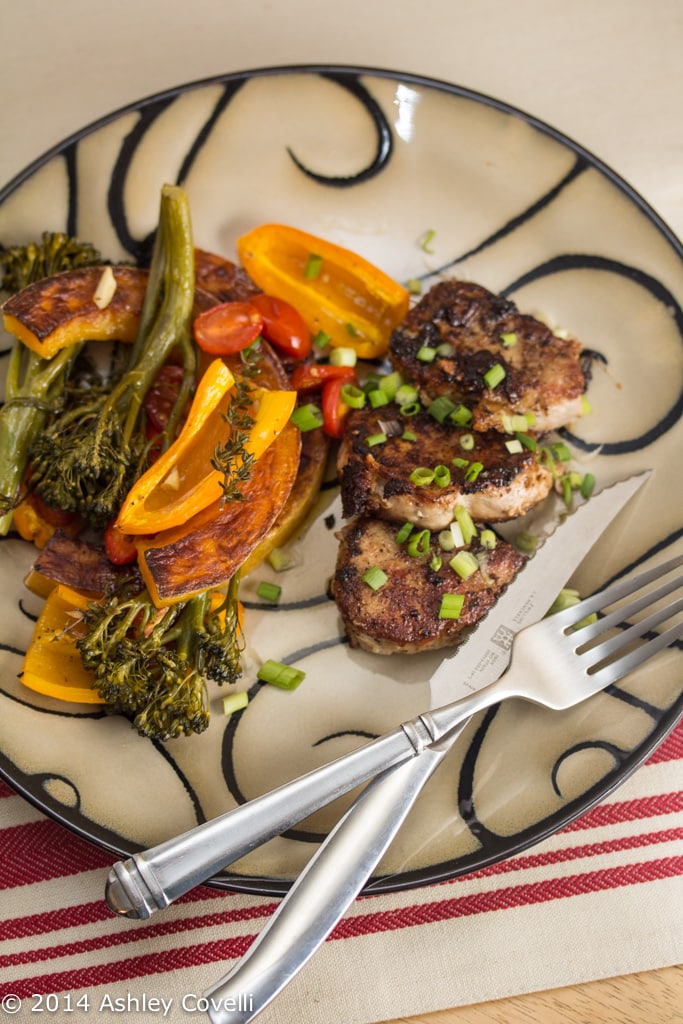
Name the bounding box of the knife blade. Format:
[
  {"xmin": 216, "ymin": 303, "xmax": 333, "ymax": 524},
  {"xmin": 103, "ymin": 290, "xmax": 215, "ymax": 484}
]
[
  {"xmin": 201, "ymin": 471, "xmax": 651, "ymax": 1024},
  {"xmin": 106, "ymin": 471, "xmax": 649, "ymax": 921}
]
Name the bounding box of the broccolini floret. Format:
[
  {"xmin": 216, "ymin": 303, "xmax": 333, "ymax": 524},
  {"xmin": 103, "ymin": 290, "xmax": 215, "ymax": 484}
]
[
  {"xmin": 27, "ymin": 185, "xmax": 197, "ymax": 527},
  {"xmin": 0, "ymin": 235, "xmax": 103, "ymax": 534},
  {"xmin": 77, "ymin": 575, "xmax": 243, "ymax": 740}
]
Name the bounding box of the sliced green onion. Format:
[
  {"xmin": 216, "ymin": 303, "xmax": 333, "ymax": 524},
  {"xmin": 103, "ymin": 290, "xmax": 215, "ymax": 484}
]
[
  {"xmin": 547, "ymin": 587, "xmax": 581, "ymax": 614},
  {"xmin": 407, "ymin": 529, "xmax": 431, "ymax": 557},
  {"xmin": 581, "ymin": 472, "xmax": 596, "ymax": 499},
  {"xmin": 329, "ymin": 346, "xmax": 357, "ymax": 367},
  {"xmin": 499, "ymin": 331, "xmax": 517, "ymax": 348},
  {"xmin": 416, "ymin": 346, "xmax": 437, "ymax": 363},
  {"xmin": 449, "ymin": 404, "xmax": 473, "ymax": 427},
  {"xmin": 428, "ymin": 395, "xmax": 457, "ymax": 424},
  {"xmin": 449, "ymin": 550, "xmax": 479, "ymax": 579},
  {"xmin": 406, "ymin": 277, "xmax": 423, "ymax": 295},
  {"xmin": 453, "ymin": 504, "xmax": 478, "ymax": 545},
  {"xmin": 464, "ymin": 461, "xmax": 483, "ymax": 483},
  {"xmin": 256, "ymin": 580, "xmax": 282, "ymax": 603},
  {"xmin": 365, "ymin": 432, "xmax": 387, "ymax": 447},
  {"xmin": 460, "ymin": 433, "xmax": 475, "ymax": 451},
  {"xmin": 436, "ymin": 342, "xmax": 456, "ymax": 358},
  {"xmin": 505, "ymin": 439, "xmax": 524, "ymax": 454},
  {"xmin": 291, "ymin": 403, "xmax": 324, "ymax": 431},
  {"xmin": 362, "ymin": 565, "xmax": 389, "ymax": 590},
  {"xmin": 401, "ymin": 429, "xmax": 417, "ymax": 442},
  {"xmin": 429, "ymin": 552, "xmax": 443, "ymax": 572},
  {"xmin": 515, "ymin": 431, "xmax": 537, "ymax": 451},
  {"xmin": 439, "ymin": 592, "xmax": 465, "ymax": 620},
  {"xmin": 433, "ymin": 464, "xmax": 452, "ymax": 488},
  {"xmin": 400, "ymin": 401, "xmax": 421, "ymax": 417},
  {"xmin": 313, "ymin": 329, "xmax": 331, "ymax": 348},
  {"xmin": 502, "ymin": 413, "xmax": 533, "ymax": 434},
  {"xmin": 395, "ymin": 522, "xmax": 414, "ymax": 544},
  {"xmin": 448, "ymin": 520, "xmax": 465, "ymax": 548},
  {"xmin": 479, "ymin": 529, "xmax": 497, "ymax": 549},
  {"xmin": 451, "ymin": 456, "xmax": 470, "ymax": 470},
  {"xmin": 379, "ymin": 371, "xmax": 404, "ymax": 400},
  {"xmin": 438, "ymin": 529, "xmax": 456, "ymax": 552},
  {"xmin": 267, "ymin": 547, "xmax": 292, "ymax": 572},
  {"xmin": 551, "ymin": 441, "xmax": 572, "ymax": 463},
  {"xmin": 395, "ymin": 384, "xmax": 419, "ymax": 407},
  {"xmin": 368, "ymin": 388, "xmax": 389, "ymax": 409},
  {"xmin": 484, "ymin": 363, "xmax": 506, "ymax": 389},
  {"xmin": 362, "ymin": 373, "xmax": 382, "ymax": 394},
  {"xmin": 420, "ymin": 229, "xmax": 436, "ymax": 253},
  {"xmin": 222, "ymin": 691, "xmax": 249, "ymax": 716},
  {"xmin": 515, "ymin": 530, "xmax": 537, "ymax": 553},
  {"xmin": 304, "ymin": 253, "xmax": 323, "ymax": 279},
  {"xmin": 340, "ymin": 383, "xmax": 366, "ymax": 409},
  {"xmin": 410, "ymin": 467, "xmax": 435, "ymax": 486},
  {"xmin": 257, "ymin": 659, "xmax": 306, "ymax": 690}
]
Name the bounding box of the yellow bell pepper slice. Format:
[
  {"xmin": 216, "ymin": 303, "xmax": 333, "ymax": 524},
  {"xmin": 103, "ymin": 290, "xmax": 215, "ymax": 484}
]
[
  {"xmin": 237, "ymin": 224, "xmax": 410, "ymax": 359},
  {"xmin": 116, "ymin": 357, "xmax": 296, "ymax": 535},
  {"xmin": 20, "ymin": 584, "xmax": 105, "ymax": 704}
]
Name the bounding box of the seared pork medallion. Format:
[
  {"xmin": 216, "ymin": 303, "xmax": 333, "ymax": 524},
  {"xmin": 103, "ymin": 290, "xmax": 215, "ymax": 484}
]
[
  {"xmin": 389, "ymin": 279, "xmax": 585, "ymax": 433},
  {"xmin": 330, "ymin": 517, "xmax": 526, "ymax": 655},
  {"xmin": 338, "ymin": 404, "xmax": 557, "ymax": 531}
]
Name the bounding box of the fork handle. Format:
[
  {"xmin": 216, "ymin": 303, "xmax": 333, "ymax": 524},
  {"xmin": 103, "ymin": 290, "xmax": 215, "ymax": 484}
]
[{"xmin": 203, "ymin": 723, "xmax": 467, "ymax": 1024}]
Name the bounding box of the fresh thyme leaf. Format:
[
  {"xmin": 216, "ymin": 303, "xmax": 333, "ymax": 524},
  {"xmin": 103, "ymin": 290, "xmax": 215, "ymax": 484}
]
[{"xmin": 211, "ymin": 345, "xmax": 262, "ymax": 505}]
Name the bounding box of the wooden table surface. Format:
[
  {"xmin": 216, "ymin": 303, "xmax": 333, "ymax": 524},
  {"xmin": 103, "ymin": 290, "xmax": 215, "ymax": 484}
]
[{"xmin": 388, "ymin": 964, "xmax": 682, "ymax": 1024}]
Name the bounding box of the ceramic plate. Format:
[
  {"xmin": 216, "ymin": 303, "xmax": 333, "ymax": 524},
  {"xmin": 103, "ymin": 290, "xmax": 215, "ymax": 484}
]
[{"xmin": 1, "ymin": 66, "xmax": 681, "ymax": 896}]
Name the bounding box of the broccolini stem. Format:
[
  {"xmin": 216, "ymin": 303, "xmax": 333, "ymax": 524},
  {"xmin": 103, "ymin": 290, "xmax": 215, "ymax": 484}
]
[{"xmin": 0, "ymin": 341, "xmax": 82, "ymax": 534}]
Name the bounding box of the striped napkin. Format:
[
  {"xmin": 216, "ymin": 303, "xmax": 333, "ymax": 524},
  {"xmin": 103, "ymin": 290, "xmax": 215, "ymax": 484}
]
[{"xmin": 1, "ymin": 721, "xmax": 681, "ymax": 1024}]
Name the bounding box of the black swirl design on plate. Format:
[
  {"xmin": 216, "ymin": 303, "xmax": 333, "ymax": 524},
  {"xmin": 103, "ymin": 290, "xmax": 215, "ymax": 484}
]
[
  {"xmin": 550, "ymin": 740, "xmax": 630, "ymax": 798},
  {"xmin": 285, "ymin": 71, "xmax": 393, "ymax": 186}
]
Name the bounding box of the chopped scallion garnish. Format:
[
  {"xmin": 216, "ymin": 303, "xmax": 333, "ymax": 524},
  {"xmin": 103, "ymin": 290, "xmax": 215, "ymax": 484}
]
[
  {"xmin": 499, "ymin": 331, "xmax": 517, "ymax": 348},
  {"xmin": 395, "ymin": 522, "xmax": 414, "ymax": 544},
  {"xmin": 291, "ymin": 403, "xmax": 324, "ymax": 432},
  {"xmin": 329, "ymin": 346, "xmax": 357, "ymax": 367},
  {"xmin": 400, "ymin": 401, "xmax": 421, "ymax": 417},
  {"xmin": 515, "ymin": 431, "xmax": 537, "ymax": 451},
  {"xmin": 464, "ymin": 461, "xmax": 483, "ymax": 483},
  {"xmin": 305, "ymin": 253, "xmax": 323, "ymax": 279},
  {"xmin": 505, "ymin": 439, "xmax": 523, "ymax": 454},
  {"xmin": 484, "ymin": 363, "xmax": 506, "ymax": 389},
  {"xmin": 267, "ymin": 547, "xmax": 292, "ymax": 572},
  {"xmin": 407, "ymin": 529, "xmax": 431, "ymax": 557},
  {"xmin": 368, "ymin": 388, "xmax": 390, "ymax": 409},
  {"xmin": 439, "ymin": 592, "xmax": 465, "ymax": 620},
  {"xmin": 256, "ymin": 581, "xmax": 282, "ymax": 603},
  {"xmin": 313, "ymin": 329, "xmax": 331, "ymax": 348},
  {"xmin": 340, "ymin": 383, "xmax": 366, "ymax": 409},
  {"xmin": 453, "ymin": 504, "xmax": 478, "ymax": 545},
  {"xmin": 257, "ymin": 659, "xmax": 306, "ymax": 690},
  {"xmin": 449, "ymin": 404, "xmax": 473, "ymax": 427},
  {"xmin": 581, "ymin": 472, "xmax": 596, "ymax": 499},
  {"xmin": 416, "ymin": 346, "xmax": 436, "ymax": 362},
  {"xmin": 430, "ymin": 552, "xmax": 443, "ymax": 572},
  {"xmin": 449, "ymin": 551, "xmax": 479, "ymax": 579},
  {"xmin": 406, "ymin": 278, "xmax": 423, "ymax": 295},
  {"xmin": 379, "ymin": 371, "xmax": 404, "ymax": 400},
  {"xmin": 362, "ymin": 565, "xmax": 389, "ymax": 590},
  {"xmin": 420, "ymin": 229, "xmax": 436, "ymax": 253},
  {"xmin": 401, "ymin": 429, "xmax": 417, "ymax": 442},
  {"xmin": 365, "ymin": 432, "xmax": 387, "ymax": 447},
  {"xmin": 410, "ymin": 467, "xmax": 435, "ymax": 486},
  {"xmin": 428, "ymin": 396, "xmax": 457, "ymax": 424},
  {"xmin": 395, "ymin": 384, "xmax": 419, "ymax": 407},
  {"xmin": 515, "ymin": 531, "xmax": 537, "ymax": 553},
  {"xmin": 460, "ymin": 433, "xmax": 475, "ymax": 451},
  {"xmin": 222, "ymin": 691, "xmax": 249, "ymax": 717},
  {"xmin": 433, "ymin": 464, "xmax": 452, "ymax": 488},
  {"xmin": 480, "ymin": 529, "xmax": 497, "ymax": 549}
]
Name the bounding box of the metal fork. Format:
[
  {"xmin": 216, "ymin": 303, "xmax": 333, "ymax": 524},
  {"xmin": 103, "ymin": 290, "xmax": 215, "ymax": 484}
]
[{"xmin": 202, "ymin": 555, "xmax": 683, "ymax": 1024}]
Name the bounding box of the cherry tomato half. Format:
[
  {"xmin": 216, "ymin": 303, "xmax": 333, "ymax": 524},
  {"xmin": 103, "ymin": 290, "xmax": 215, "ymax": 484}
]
[
  {"xmin": 321, "ymin": 376, "xmax": 352, "ymax": 439},
  {"xmin": 193, "ymin": 301, "xmax": 264, "ymax": 356},
  {"xmin": 249, "ymin": 293, "xmax": 311, "ymax": 360},
  {"xmin": 289, "ymin": 363, "xmax": 357, "ymax": 392},
  {"xmin": 104, "ymin": 522, "xmax": 138, "ymax": 565}
]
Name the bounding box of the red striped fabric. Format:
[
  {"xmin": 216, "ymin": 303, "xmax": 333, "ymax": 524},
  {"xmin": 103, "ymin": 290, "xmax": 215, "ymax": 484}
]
[{"xmin": 1, "ymin": 718, "xmax": 681, "ymax": 1002}]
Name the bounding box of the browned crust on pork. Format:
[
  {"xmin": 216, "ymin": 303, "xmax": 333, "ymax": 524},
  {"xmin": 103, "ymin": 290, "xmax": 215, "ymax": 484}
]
[
  {"xmin": 389, "ymin": 279, "xmax": 585, "ymax": 432},
  {"xmin": 330, "ymin": 517, "xmax": 526, "ymax": 654}
]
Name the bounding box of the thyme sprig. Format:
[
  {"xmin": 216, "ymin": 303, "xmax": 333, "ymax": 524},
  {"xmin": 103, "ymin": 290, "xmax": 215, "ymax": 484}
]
[{"xmin": 212, "ymin": 344, "xmax": 262, "ymax": 505}]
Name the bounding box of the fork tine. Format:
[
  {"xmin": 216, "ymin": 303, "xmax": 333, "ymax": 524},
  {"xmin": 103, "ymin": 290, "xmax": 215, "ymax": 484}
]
[
  {"xmin": 555, "ymin": 553, "xmax": 683, "ymax": 630},
  {"xmin": 572, "ymin": 571, "xmax": 683, "ymax": 644},
  {"xmin": 581, "ymin": 593, "xmax": 683, "ymax": 667},
  {"xmin": 590, "ymin": 617, "xmax": 683, "ymax": 689}
]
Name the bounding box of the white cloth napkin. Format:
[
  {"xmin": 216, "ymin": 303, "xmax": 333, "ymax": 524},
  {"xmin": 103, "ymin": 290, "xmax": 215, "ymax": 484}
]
[{"xmin": 1, "ymin": 721, "xmax": 681, "ymax": 1024}]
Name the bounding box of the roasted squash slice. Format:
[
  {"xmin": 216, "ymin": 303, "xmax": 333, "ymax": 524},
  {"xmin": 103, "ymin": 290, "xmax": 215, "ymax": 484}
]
[{"xmin": 2, "ymin": 266, "xmax": 149, "ymax": 358}]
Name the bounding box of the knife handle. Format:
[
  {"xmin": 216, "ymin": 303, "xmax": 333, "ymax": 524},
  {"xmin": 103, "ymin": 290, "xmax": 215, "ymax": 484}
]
[
  {"xmin": 105, "ymin": 720, "xmax": 433, "ymax": 919},
  {"xmin": 203, "ymin": 723, "xmax": 467, "ymax": 1024}
]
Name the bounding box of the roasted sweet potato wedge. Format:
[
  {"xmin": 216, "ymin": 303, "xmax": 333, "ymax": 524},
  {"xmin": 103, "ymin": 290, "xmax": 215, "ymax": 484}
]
[{"xmin": 137, "ymin": 420, "xmax": 301, "ymax": 606}]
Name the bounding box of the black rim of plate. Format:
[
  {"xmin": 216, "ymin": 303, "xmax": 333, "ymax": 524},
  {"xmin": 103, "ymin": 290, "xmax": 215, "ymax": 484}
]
[{"xmin": 0, "ymin": 64, "xmax": 681, "ymax": 897}]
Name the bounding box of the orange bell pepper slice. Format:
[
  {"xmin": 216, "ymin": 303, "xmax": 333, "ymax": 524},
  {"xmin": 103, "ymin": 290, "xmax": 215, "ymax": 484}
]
[
  {"xmin": 237, "ymin": 224, "xmax": 409, "ymax": 360},
  {"xmin": 116, "ymin": 357, "xmax": 296, "ymax": 535}
]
